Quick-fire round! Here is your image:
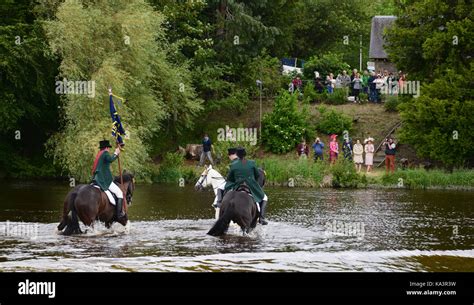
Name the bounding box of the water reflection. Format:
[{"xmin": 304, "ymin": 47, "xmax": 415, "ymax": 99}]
[{"xmin": 0, "ymin": 181, "xmax": 473, "ymax": 271}]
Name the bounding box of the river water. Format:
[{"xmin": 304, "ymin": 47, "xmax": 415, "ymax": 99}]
[{"xmin": 0, "ymin": 181, "xmax": 473, "ymax": 272}]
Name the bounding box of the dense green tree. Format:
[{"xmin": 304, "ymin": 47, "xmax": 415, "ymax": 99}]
[
  {"xmin": 386, "ymin": 0, "xmax": 474, "ymax": 167},
  {"xmin": 398, "ymin": 69, "xmax": 474, "ymax": 168},
  {"xmin": 44, "ymin": 0, "xmax": 202, "ymax": 181},
  {"xmin": 0, "ymin": 0, "xmax": 60, "ymax": 177},
  {"xmin": 385, "ymin": 0, "xmax": 472, "ymax": 80}
]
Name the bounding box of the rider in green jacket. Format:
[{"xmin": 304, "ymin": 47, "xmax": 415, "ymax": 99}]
[
  {"xmin": 224, "ymin": 147, "xmax": 268, "ymax": 225},
  {"xmin": 92, "ymin": 140, "xmax": 125, "ymax": 221}
]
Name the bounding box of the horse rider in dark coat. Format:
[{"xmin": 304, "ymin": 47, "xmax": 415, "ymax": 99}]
[
  {"xmin": 91, "ymin": 140, "xmax": 125, "ymax": 221},
  {"xmin": 224, "ymin": 147, "xmax": 269, "ymax": 225},
  {"xmin": 213, "ymin": 147, "xmax": 238, "ymax": 208}
]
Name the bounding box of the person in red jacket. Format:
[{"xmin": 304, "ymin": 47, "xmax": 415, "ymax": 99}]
[{"xmin": 296, "ymin": 140, "xmax": 309, "ymax": 159}]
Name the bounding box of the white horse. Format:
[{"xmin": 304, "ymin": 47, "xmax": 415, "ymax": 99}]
[{"xmin": 194, "ymin": 165, "xmax": 226, "ymax": 219}]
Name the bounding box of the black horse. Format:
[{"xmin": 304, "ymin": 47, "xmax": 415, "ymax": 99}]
[
  {"xmin": 57, "ymin": 174, "xmax": 135, "ymax": 235},
  {"xmin": 207, "ymin": 168, "xmax": 266, "ymax": 236}
]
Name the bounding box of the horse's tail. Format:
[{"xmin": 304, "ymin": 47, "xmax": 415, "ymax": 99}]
[
  {"xmin": 60, "ymin": 190, "xmax": 82, "ymax": 235},
  {"xmin": 207, "ymin": 197, "xmax": 234, "ymax": 236},
  {"xmin": 57, "ymin": 191, "xmax": 75, "ymax": 231}
]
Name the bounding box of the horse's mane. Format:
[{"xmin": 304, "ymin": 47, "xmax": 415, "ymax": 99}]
[
  {"xmin": 208, "ymin": 168, "xmax": 223, "ymax": 178},
  {"xmin": 114, "ymin": 173, "xmax": 134, "ymax": 184}
]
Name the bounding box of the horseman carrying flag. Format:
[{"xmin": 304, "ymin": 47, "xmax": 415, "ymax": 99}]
[{"xmin": 90, "ymin": 88, "xmax": 127, "ymax": 221}]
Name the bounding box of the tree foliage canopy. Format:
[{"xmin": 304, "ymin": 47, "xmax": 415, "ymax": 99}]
[
  {"xmin": 386, "ymin": 0, "xmax": 474, "ymax": 167},
  {"xmin": 44, "ymin": 0, "xmax": 202, "ymax": 181}
]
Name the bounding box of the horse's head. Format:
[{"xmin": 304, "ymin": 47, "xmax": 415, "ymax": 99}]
[
  {"xmin": 114, "ymin": 173, "xmax": 135, "ymax": 206},
  {"xmin": 195, "ymin": 165, "xmax": 211, "ymax": 191}
]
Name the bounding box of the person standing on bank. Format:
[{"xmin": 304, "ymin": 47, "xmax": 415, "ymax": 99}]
[
  {"xmin": 383, "ymin": 137, "xmax": 397, "ymax": 174},
  {"xmin": 92, "ymin": 140, "xmax": 125, "ymax": 221},
  {"xmin": 329, "ymin": 134, "xmax": 339, "ymax": 165},
  {"xmin": 312, "ymin": 137, "xmax": 325, "ymax": 161},
  {"xmin": 364, "ymin": 137, "xmax": 375, "ymax": 173},
  {"xmin": 199, "ymin": 133, "xmax": 214, "ymax": 166},
  {"xmin": 224, "ymin": 147, "xmax": 269, "ymax": 225},
  {"xmin": 342, "ymin": 138, "xmax": 353, "ymax": 161},
  {"xmin": 353, "ymin": 139, "xmax": 364, "ymax": 173},
  {"xmin": 296, "ymin": 140, "xmax": 309, "ymax": 159}
]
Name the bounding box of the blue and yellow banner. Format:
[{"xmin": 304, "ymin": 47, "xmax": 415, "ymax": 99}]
[{"xmin": 109, "ymin": 95, "xmax": 126, "ymax": 146}]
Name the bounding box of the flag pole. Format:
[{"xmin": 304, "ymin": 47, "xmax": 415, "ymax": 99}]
[
  {"xmin": 115, "ymin": 137, "xmax": 127, "ymax": 214},
  {"xmin": 116, "ymin": 140, "xmax": 124, "ymax": 186},
  {"xmin": 110, "ymin": 86, "xmax": 126, "ymax": 213}
]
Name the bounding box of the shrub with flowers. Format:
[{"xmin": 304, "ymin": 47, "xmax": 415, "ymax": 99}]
[{"xmin": 262, "ymin": 90, "xmax": 311, "ymax": 153}]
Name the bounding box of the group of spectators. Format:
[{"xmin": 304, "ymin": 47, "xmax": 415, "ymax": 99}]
[
  {"xmin": 289, "ymin": 69, "xmax": 407, "ymax": 103},
  {"xmin": 297, "ymin": 135, "xmax": 397, "ymax": 174}
]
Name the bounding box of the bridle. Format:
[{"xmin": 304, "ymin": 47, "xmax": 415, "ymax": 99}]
[{"xmin": 197, "ymin": 169, "xmax": 225, "ymax": 190}]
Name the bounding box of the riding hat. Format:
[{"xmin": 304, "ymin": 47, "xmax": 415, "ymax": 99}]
[
  {"xmin": 227, "ymin": 147, "xmax": 237, "ymax": 155},
  {"xmin": 236, "ymin": 147, "xmax": 246, "ymax": 159},
  {"xmin": 99, "ymin": 140, "xmax": 112, "ymax": 149}
]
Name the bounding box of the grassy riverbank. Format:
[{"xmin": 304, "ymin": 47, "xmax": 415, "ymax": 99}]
[{"xmin": 152, "ymin": 153, "xmax": 474, "ymax": 190}]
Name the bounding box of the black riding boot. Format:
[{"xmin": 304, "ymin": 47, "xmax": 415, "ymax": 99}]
[
  {"xmin": 259, "ymin": 200, "xmax": 268, "ymax": 225},
  {"xmin": 213, "ymin": 189, "xmax": 224, "ymax": 208},
  {"xmin": 116, "ymin": 198, "xmax": 125, "ymax": 220}
]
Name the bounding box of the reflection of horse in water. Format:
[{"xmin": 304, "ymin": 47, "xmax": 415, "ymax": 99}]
[
  {"xmin": 194, "ymin": 166, "xmax": 265, "ymax": 236},
  {"xmin": 57, "ymin": 174, "xmax": 135, "ymax": 235}
]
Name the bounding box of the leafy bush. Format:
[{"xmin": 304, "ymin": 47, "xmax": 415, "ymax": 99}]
[
  {"xmin": 330, "ymin": 159, "xmax": 365, "ymax": 188},
  {"xmin": 262, "ymin": 90, "xmax": 311, "ymax": 154},
  {"xmin": 316, "ymin": 106, "xmax": 352, "ymax": 135},
  {"xmin": 153, "ymin": 152, "xmax": 184, "ymax": 183},
  {"xmin": 384, "ymin": 95, "xmax": 400, "ymax": 112},
  {"xmin": 303, "ymin": 82, "xmax": 319, "ymax": 103},
  {"xmin": 315, "ymin": 92, "xmax": 329, "ymax": 103},
  {"xmin": 180, "ymin": 167, "xmax": 200, "ymax": 184},
  {"xmin": 303, "ymin": 53, "xmax": 350, "ymax": 80},
  {"xmin": 359, "ymin": 92, "xmax": 368, "ymax": 103},
  {"xmin": 324, "ymin": 88, "xmax": 348, "ymax": 105}
]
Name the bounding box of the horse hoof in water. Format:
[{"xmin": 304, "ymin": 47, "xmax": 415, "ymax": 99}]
[{"xmin": 124, "ymin": 220, "xmax": 131, "ymax": 234}]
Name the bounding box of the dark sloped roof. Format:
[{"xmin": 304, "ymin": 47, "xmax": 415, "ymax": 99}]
[{"xmin": 369, "ymin": 16, "xmax": 397, "ymax": 59}]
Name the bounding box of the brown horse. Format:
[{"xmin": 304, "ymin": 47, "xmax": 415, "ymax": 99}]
[{"xmin": 57, "ymin": 174, "xmax": 135, "ymax": 235}]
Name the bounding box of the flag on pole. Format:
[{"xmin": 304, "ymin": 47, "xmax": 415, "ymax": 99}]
[{"xmin": 109, "ymin": 95, "xmax": 126, "ymax": 146}]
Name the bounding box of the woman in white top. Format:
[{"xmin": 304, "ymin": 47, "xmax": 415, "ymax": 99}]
[
  {"xmin": 364, "ymin": 138, "xmax": 375, "ymax": 173},
  {"xmin": 353, "ymin": 139, "xmax": 364, "ymax": 173}
]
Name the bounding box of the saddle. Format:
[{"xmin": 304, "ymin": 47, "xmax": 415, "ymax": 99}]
[
  {"xmin": 236, "ymin": 183, "xmax": 252, "ymax": 195},
  {"xmin": 90, "ymin": 182, "xmax": 117, "ymax": 206},
  {"xmin": 234, "ymin": 183, "xmax": 260, "ymax": 212}
]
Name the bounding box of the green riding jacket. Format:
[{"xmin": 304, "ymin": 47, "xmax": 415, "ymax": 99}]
[
  {"xmin": 224, "ymin": 158, "xmax": 265, "ymax": 203},
  {"xmin": 93, "ymin": 151, "xmax": 118, "ymax": 191}
]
